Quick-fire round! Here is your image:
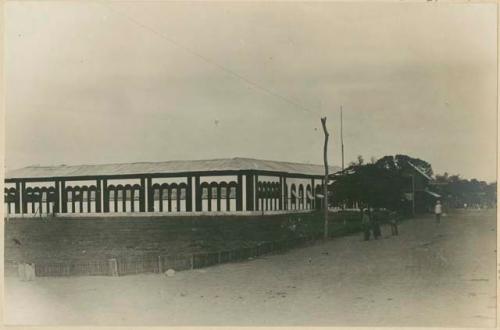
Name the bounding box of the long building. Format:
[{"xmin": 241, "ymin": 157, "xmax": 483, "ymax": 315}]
[{"xmin": 4, "ymin": 157, "xmax": 340, "ymax": 217}]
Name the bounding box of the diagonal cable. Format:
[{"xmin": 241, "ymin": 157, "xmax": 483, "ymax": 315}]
[{"xmin": 97, "ymin": 1, "xmax": 318, "ymax": 116}]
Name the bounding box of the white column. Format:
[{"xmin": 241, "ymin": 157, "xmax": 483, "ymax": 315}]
[
  {"xmin": 59, "ymin": 181, "xmax": 64, "ymax": 214},
  {"xmin": 242, "ymin": 175, "xmax": 247, "ymax": 211},
  {"xmin": 254, "ymin": 175, "xmax": 258, "ymax": 211},
  {"xmin": 144, "ymin": 179, "xmax": 148, "ymax": 213},
  {"xmin": 281, "ymin": 178, "xmax": 285, "ymax": 210},
  {"xmin": 19, "ymin": 183, "xmax": 24, "ymax": 215},
  {"xmin": 100, "ymin": 180, "xmax": 105, "ymax": 213},
  {"xmin": 191, "ymin": 177, "xmax": 196, "ymax": 212}
]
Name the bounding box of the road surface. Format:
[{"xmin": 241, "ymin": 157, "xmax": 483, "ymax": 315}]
[{"xmin": 4, "ymin": 209, "xmax": 497, "ymax": 326}]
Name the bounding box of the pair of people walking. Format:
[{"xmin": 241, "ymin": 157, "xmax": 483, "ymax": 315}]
[{"xmin": 361, "ymin": 208, "xmax": 381, "ymax": 241}]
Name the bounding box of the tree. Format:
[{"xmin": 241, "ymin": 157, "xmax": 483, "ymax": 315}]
[
  {"xmin": 375, "ymin": 155, "xmax": 397, "ymax": 172},
  {"xmin": 349, "ymin": 155, "xmax": 365, "ymax": 167},
  {"xmin": 375, "ymin": 154, "xmax": 434, "ymax": 178},
  {"xmin": 330, "ymin": 163, "xmax": 406, "ymax": 211},
  {"xmin": 435, "ymin": 172, "xmax": 449, "ymax": 183},
  {"xmin": 432, "ymin": 173, "xmax": 497, "ymax": 208}
]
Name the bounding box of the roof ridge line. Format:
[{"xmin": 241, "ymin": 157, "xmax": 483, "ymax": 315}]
[{"xmin": 18, "ymin": 157, "xmax": 337, "ymax": 170}]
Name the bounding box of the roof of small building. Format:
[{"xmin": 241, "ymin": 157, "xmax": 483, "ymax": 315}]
[
  {"xmin": 424, "ymin": 189, "xmax": 441, "ymax": 198},
  {"xmin": 6, "ymin": 157, "xmax": 341, "ymax": 179},
  {"xmin": 406, "ymin": 161, "xmax": 433, "ymax": 181}
]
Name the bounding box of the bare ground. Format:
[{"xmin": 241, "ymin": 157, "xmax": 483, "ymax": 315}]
[{"xmin": 4, "ymin": 209, "xmax": 497, "ymax": 326}]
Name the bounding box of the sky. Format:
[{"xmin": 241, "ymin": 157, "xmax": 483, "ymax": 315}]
[{"xmin": 4, "ymin": 1, "xmax": 497, "ymax": 182}]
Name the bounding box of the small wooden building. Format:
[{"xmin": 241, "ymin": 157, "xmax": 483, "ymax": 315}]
[
  {"xmin": 4, "ymin": 157, "xmax": 339, "ymax": 217},
  {"xmin": 402, "ymin": 161, "xmax": 441, "ymax": 213}
]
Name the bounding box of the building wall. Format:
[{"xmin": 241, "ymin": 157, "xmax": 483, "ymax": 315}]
[{"xmin": 4, "ymin": 171, "xmax": 324, "ymax": 217}]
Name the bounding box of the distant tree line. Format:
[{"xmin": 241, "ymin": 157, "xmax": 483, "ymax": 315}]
[
  {"xmin": 432, "ymin": 173, "xmax": 496, "ymax": 209},
  {"xmin": 329, "ymin": 154, "xmax": 496, "ymax": 211}
]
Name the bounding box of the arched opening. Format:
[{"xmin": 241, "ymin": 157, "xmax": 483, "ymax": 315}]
[
  {"xmin": 88, "ymin": 185, "xmax": 97, "ymax": 213},
  {"xmin": 73, "ymin": 186, "xmax": 83, "ymax": 213},
  {"xmin": 170, "ymin": 183, "xmax": 179, "ymax": 212},
  {"xmin": 227, "ymin": 182, "xmax": 237, "ymax": 211},
  {"xmin": 47, "ymin": 187, "xmax": 56, "ymax": 214},
  {"xmin": 4, "ymin": 187, "xmax": 16, "ymax": 215},
  {"xmin": 269, "ymin": 182, "xmax": 276, "ymax": 211},
  {"xmin": 274, "ymin": 182, "xmax": 280, "ymax": 210},
  {"xmin": 283, "ymin": 183, "xmax": 290, "ymax": 210},
  {"xmin": 112, "ymin": 185, "xmax": 125, "ymax": 212},
  {"xmin": 257, "ymin": 182, "xmax": 263, "ymax": 211},
  {"xmin": 121, "ymin": 184, "xmax": 132, "ymax": 213},
  {"xmin": 315, "ymin": 184, "xmax": 323, "ymax": 210},
  {"xmin": 64, "ymin": 187, "xmax": 72, "ymax": 213},
  {"xmin": 178, "ymin": 183, "xmax": 187, "ymax": 212},
  {"xmin": 130, "ymin": 184, "xmax": 141, "ymax": 212},
  {"xmin": 264, "ymin": 182, "xmax": 270, "ymax": 211},
  {"xmin": 80, "ymin": 186, "xmax": 89, "ymax": 213},
  {"xmin": 201, "ymin": 182, "xmax": 210, "ymax": 212},
  {"xmin": 209, "ymin": 182, "xmax": 219, "ymax": 212},
  {"xmin": 298, "ymin": 184, "xmax": 304, "ymax": 210},
  {"xmin": 160, "ymin": 184, "xmax": 170, "ymax": 212},
  {"xmin": 39, "ymin": 188, "xmax": 47, "ymax": 214},
  {"xmin": 306, "ymin": 184, "xmax": 312, "ymax": 209},
  {"xmin": 26, "ymin": 187, "xmax": 40, "ymax": 214},
  {"xmin": 128, "ymin": 185, "xmax": 136, "ymax": 212},
  {"xmin": 151, "ymin": 183, "xmax": 161, "ymax": 212},
  {"xmin": 107, "ymin": 185, "xmax": 116, "ymax": 212},
  {"xmin": 290, "ymin": 184, "xmax": 297, "ymax": 210},
  {"xmin": 219, "ymin": 182, "xmax": 228, "ymax": 211}
]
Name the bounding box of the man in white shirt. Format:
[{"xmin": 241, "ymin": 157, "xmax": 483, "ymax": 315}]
[{"xmin": 435, "ymin": 200, "xmax": 442, "ymax": 223}]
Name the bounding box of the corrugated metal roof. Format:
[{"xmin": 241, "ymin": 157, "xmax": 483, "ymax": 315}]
[
  {"xmin": 424, "ymin": 189, "xmax": 441, "ymax": 198},
  {"xmin": 407, "ymin": 161, "xmax": 433, "ymax": 181},
  {"xmin": 6, "ymin": 157, "xmax": 340, "ymax": 179}
]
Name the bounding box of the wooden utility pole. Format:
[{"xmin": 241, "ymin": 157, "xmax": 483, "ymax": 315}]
[
  {"xmin": 411, "ymin": 174, "xmax": 416, "ymax": 217},
  {"xmin": 340, "ymin": 106, "xmax": 345, "ymax": 212},
  {"xmin": 340, "ymin": 106, "xmax": 344, "ymax": 171},
  {"xmin": 320, "ymin": 117, "xmax": 330, "ymax": 239}
]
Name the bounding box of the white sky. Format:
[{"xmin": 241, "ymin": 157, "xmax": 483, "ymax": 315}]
[{"xmin": 4, "ymin": 1, "xmax": 497, "ymax": 182}]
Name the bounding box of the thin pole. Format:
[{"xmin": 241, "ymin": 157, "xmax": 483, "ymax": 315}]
[
  {"xmin": 340, "ymin": 106, "xmax": 345, "ymax": 211},
  {"xmin": 320, "ymin": 117, "xmax": 330, "ymax": 239},
  {"xmin": 412, "ymin": 174, "xmax": 416, "ymax": 217},
  {"xmin": 341, "ymin": 106, "xmax": 344, "ymax": 172}
]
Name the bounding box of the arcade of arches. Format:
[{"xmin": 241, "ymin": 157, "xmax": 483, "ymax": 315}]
[{"xmin": 5, "ymin": 173, "xmax": 326, "ymax": 216}]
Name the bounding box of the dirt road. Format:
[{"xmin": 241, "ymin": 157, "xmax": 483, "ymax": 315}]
[{"xmin": 4, "ymin": 209, "xmax": 497, "ymax": 326}]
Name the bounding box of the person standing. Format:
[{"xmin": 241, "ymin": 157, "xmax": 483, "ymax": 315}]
[
  {"xmin": 435, "ymin": 200, "xmax": 442, "ymax": 223},
  {"xmin": 361, "ymin": 208, "xmax": 371, "ymax": 241},
  {"xmin": 390, "ymin": 211, "xmax": 399, "ymax": 236},
  {"xmin": 371, "ymin": 209, "xmax": 382, "ymax": 239}
]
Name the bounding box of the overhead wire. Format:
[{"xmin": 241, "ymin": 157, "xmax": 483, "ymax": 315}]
[{"xmin": 96, "ymin": 1, "xmax": 319, "ymax": 117}]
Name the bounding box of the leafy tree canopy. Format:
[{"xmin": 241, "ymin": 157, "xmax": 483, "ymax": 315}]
[
  {"xmin": 432, "ymin": 174, "xmax": 496, "ymax": 208},
  {"xmin": 330, "ymin": 163, "xmax": 407, "ymax": 210},
  {"xmin": 375, "ymin": 154, "xmax": 433, "ymax": 177}
]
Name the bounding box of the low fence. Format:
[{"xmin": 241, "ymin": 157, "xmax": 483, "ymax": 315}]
[
  {"xmin": 34, "ymin": 260, "xmax": 111, "ymax": 277},
  {"xmin": 6, "ymin": 210, "xmax": 403, "ymax": 279},
  {"xmin": 18, "ymin": 234, "xmax": 326, "ymax": 278},
  {"xmin": 5, "ymin": 209, "xmax": 314, "ymax": 220}
]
